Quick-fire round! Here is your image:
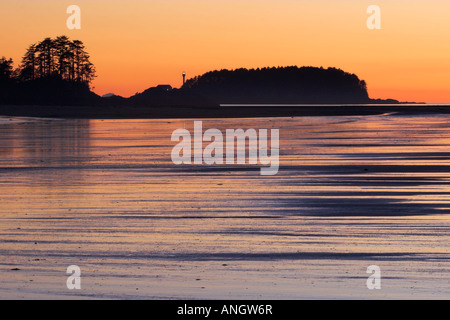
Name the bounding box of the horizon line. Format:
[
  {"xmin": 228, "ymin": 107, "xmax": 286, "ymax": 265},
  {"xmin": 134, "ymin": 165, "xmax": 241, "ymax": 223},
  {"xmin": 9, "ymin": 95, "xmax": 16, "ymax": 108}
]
[{"xmin": 219, "ymin": 103, "xmax": 443, "ymax": 107}]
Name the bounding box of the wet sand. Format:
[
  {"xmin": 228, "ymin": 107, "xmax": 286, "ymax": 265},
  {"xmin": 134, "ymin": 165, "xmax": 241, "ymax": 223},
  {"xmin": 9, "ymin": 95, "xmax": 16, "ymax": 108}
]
[{"xmin": 1, "ymin": 114, "xmax": 450, "ymax": 299}]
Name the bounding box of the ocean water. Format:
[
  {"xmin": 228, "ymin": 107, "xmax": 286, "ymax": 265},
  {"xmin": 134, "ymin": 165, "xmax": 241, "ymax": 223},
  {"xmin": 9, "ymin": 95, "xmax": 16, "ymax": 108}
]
[{"xmin": 1, "ymin": 114, "xmax": 450, "ymax": 299}]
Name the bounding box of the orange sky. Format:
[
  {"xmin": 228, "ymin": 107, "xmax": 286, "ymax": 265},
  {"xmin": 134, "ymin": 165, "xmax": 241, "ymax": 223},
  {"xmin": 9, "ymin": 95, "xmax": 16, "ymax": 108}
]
[{"xmin": 1, "ymin": 0, "xmax": 450, "ymax": 102}]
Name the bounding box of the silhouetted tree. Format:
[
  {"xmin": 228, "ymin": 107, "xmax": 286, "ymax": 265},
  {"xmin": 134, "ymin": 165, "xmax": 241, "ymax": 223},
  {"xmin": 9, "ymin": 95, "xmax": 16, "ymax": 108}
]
[
  {"xmin": 0, "ymin": 57, "xmax": 17, "ymax": 103},
  {"xmin": 0, "ymin": 57, "xmax": 14, "ymax": 82},
  {"xmin": 18, "ymin": 36, "xmax": 96, "ymax": 85},
  {"xmin": 19, "ymin": 44, "xmax": 37, "ymax": 81}
]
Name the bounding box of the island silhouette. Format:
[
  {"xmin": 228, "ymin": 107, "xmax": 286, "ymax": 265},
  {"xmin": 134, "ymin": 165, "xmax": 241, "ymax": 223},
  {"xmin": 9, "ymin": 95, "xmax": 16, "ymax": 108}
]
[{"xmin": 0, "ymin": 35, "xmax": 441, "ymax": 119}]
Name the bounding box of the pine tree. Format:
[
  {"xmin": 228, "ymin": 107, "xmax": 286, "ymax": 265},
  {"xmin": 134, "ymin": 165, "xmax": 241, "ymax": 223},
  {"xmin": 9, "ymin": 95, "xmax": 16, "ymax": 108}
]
[
  {"xmin": 18, "ymin": 36, "xmax": 96, "ymax": 85},
  {"xmin": 0, "ymin": 57, "xmax": 14, "ymax": 81}
]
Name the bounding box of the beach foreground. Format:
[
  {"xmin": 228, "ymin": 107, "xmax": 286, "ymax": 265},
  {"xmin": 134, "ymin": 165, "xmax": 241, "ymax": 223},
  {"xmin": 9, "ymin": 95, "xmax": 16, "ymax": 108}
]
[{"xmin": 1, "ymin": 114, "xmax": 450, "ymax": 299}]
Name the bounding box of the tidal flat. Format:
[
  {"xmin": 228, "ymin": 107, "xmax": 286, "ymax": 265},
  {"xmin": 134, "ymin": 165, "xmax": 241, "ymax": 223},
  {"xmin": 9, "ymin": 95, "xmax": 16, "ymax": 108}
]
[{"xmin": 1, "ymin": 114, "xmax": 450, "ymax": 299}]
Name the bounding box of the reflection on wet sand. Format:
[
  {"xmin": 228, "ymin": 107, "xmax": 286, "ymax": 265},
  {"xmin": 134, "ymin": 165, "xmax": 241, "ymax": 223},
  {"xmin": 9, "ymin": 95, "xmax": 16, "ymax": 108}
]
[
  {"xmin": 0, "ymin": 118, "xmax": 90, "ymax": 167},
  {"xmin": 1, "ymin": 114, "xmax": 450, "ymax": 299}
]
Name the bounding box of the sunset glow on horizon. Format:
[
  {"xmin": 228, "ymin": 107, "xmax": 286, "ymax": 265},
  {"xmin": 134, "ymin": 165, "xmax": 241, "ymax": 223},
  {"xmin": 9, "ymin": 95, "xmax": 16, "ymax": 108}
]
[{"xmin": 1, "ymin": 0, "xmax": 450, "ymax": 102}]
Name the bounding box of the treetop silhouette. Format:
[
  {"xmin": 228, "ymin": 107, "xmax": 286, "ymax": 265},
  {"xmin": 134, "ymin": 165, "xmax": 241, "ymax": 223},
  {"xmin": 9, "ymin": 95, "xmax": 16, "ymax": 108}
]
[
  {"xmin": 0, "ymin": 57, "xmax": 14, "ymax": 83},
  {"xmin": 182, "ymin": 66, "xmax": 370, "ymax": 103},
  {"xmin": 18, "ymin": 36, "xmax": 96, "ymax": 84}
]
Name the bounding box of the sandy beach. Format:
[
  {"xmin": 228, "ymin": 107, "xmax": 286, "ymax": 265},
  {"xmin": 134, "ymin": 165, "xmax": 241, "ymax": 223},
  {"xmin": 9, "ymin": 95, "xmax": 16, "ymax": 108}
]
[{"xmin": 1, "ymin": 114, "xmax": 450, "ymax": 299}]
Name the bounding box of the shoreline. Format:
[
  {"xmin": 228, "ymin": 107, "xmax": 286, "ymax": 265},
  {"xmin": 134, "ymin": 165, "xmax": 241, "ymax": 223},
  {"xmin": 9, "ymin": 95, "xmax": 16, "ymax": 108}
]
[{"xmin": 1, "ymin": 103, "xmax": 450, "ymax": 119}]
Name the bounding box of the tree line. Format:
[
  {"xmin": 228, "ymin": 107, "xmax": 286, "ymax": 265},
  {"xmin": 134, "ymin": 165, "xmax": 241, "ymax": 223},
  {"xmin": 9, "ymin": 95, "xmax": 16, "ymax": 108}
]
[
  {"xmin": 183, "ymin": 66, "xmax": 370, "ymax": 103},
  {"xmin": 1, "ymin": 39, "xmax": 383, "ymax": 107},
  {"xmin": 1, "ymin": 35, "xmax": 95, "ymax": 85},
  {"xmin": 0, "ymin": 36, "xmax": 97, "ymax": 105}
]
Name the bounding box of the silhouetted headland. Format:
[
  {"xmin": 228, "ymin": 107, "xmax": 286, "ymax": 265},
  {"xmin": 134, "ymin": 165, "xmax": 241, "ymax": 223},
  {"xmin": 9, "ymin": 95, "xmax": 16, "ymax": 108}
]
[{"xmin": 2, "ymin": 35, "xmax": 448, "ymax": 119}]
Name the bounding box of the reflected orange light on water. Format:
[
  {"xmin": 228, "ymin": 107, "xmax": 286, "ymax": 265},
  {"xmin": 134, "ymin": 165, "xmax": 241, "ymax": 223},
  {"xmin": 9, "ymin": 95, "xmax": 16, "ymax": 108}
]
[
  {"xmin": 2, "ymin": 116, "xmax": 450, "ymax": 298},
  {"xmin": 1, "ymin": 1, "xmax": 450, "ymax": 102}
]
